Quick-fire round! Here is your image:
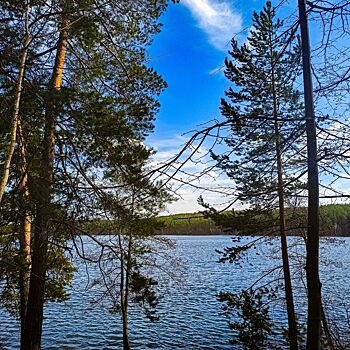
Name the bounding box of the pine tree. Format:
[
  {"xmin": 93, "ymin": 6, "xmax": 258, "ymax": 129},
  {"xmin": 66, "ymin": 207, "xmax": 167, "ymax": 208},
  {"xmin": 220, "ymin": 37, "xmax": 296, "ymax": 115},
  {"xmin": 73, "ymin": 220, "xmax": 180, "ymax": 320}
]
[
  {"xmin": 211, "ymin": 2, "xmax": 305, "ymax": 348},
  {"xmin": 0, "ymin": 1, "xmax": 176, "ymax": 348}
]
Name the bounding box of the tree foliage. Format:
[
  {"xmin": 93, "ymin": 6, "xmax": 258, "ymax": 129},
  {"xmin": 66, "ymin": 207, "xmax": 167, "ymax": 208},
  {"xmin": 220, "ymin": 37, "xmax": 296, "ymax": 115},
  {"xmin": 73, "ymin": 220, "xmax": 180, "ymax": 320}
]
[
  {"xmin": 0, "ymin": 0, "xmax": 176, "ymax": 347},
  {"xmin": 218, "ymin": 287, "xmax": 276, "ymax": 349}
]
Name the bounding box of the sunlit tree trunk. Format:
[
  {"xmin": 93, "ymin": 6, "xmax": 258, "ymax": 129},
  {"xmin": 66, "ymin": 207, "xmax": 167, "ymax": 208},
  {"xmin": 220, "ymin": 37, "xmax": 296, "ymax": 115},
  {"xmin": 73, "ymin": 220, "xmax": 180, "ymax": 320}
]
[
  {"xmin": 18, "ymin": 120, "xmax": 32, "ymax": 348},
  {"xmin": 297, "ymin": 0, "xmax": 321, "ymax": 348},
  {"xmin": 22, "ymin": 18, "xmax": 69, "ymax": 350},
  {"xmin": 0, "ymin": 0, "xmax": 31, "ymax": 204}
]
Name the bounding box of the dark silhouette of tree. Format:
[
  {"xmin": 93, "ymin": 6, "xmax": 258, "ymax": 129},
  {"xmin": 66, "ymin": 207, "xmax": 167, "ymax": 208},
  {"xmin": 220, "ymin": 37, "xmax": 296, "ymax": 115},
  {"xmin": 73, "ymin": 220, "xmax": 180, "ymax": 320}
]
[{"xmin": 298, "ymin": 0, "xmax": 321, "ymax": 348}]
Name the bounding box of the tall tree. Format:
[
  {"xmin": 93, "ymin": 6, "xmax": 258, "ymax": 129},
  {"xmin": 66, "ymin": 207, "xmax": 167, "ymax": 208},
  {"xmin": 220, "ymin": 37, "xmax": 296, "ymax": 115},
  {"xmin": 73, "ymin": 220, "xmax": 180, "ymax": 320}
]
[
  {"xmin": 88, "ymin": 159, "xmax": 173, "ymax": 350},
  {"xmin": 297, "ymin": 0, "xmax": 321, "ymax": 348},
  {"xmin": 0, "ymin": 0, "xmax": 176, "ymax": 348},
  {"xmin": 209, "ymin": 2, "xmax": 304, "ymax": 348},
  {"xmin": 22, "ymin": 6, "xmax": 70, "ymax": 348},
  {"xmin": 18, "ymin": 119, "xmax": 31, "ymax": 343}
]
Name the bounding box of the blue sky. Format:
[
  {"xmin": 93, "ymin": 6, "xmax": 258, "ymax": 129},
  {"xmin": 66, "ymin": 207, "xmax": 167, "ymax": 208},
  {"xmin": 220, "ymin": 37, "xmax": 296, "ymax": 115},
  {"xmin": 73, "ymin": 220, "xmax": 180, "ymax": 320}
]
[
  {"xmin": 146, "ymin": 0, "xmax": 300, "ymax": 214},
  {"xmin": 148, "ymin": 0, "xmax": 257, "ymax": 138},
  {"xmin": 145, "ymin": 1, "xmax": 350, "ymax": 214},
  {"xmin": 146, "ymin": 0, "xmax": 267, "ymax": 213}
]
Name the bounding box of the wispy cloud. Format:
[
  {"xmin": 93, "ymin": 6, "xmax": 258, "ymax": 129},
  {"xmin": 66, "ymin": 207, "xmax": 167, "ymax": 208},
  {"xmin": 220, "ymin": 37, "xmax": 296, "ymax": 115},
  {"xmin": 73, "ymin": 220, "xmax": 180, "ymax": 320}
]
[
  {"xmin": 182, "ymin": 0, "xmax": 243, "ymax": 51},
  {"xmin": 149, "ymin": 135, "xmax": 239, "ymax": 214}
]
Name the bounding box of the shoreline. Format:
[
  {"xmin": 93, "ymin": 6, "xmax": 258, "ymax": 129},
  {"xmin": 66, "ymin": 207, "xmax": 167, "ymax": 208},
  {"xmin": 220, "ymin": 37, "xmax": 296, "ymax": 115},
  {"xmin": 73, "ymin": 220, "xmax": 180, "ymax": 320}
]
[{"xmin": 156, "ymin": 233, "xmax": 350, "ymax": 237}]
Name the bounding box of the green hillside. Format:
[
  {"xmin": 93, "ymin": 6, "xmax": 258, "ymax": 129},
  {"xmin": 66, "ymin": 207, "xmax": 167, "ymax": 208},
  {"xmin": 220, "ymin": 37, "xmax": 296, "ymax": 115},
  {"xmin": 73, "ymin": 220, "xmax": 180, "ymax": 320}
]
[
  {"xmin": 158, "ymin": 204, "xmax": 350, "ymax": 236},
  {"xmin": 157, "ymin": 213, "xmax": 222, "ymax": 235}
]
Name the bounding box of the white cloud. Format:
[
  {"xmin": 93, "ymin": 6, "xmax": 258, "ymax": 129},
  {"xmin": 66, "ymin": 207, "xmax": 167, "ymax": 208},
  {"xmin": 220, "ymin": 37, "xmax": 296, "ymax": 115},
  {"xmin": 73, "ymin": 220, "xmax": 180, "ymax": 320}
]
[
  {"xmin": 182, "ymin": 0, "xmax": 243, "ymax": 51},
  {"xmin": 149, "ymin": 134, "xmax": 240, "ymax": 214}
]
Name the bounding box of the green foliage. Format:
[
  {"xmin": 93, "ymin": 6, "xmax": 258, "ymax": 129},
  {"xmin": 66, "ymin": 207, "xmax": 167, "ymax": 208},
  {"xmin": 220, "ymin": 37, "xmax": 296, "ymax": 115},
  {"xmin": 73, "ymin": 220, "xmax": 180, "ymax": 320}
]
[
  {"xmin": 218, "ymin": 288, "xmax": 276, "ymax": 349},
  {"xmin": 0, "ymin": 0, "xmax": 176, "ymax": 326},
  {"xmin": 45, "ymin": 245, "xmax": 76, "ymax": 303},
  {"xmin": 129, "ymin": 269, "xmax": 160, "ymax": 321},
  {"xmin": 153, "ymin": 204, "xmax": 350, "ymax": 237},
  {"xmin": 320, "ymin": 204, "xmax": 350, "ymax": 234},
  {"xmin": 0, "ymin": 230, "xmax": 76, "ymax": 316},
  {"xmin": 203, "ymin": 203, "xmax": 350, "ymax": 236},
  {"xmin": 157, "ymin": 212, "xmax": 220, "ymax": 235},
  {"xmin": 87, "ymin": 147, "xmax": 174, "ymax": 329},
  {"xmin": 211, "ymin": 1, "xmax": 304, "ymax": 208}
]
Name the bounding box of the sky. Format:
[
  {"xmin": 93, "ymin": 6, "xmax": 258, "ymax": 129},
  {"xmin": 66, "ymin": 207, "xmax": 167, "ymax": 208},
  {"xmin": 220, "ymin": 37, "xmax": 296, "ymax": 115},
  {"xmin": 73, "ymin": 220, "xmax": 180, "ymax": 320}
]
[
  {"xmin": 142, "ymin": 0, "xmax": 350, "ymax": 214},
  {"xmin": 146, "ymin": 0, "xmax": 300, "ymax": 214},
  {"xmin": 143, "ymin": 1, "xmax": 350, "ymax": 215}
]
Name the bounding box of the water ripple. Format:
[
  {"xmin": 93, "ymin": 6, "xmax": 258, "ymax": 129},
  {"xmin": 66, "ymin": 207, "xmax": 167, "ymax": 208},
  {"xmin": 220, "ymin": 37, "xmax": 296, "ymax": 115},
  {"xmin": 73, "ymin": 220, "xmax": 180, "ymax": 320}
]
[{"xmin": 1, "ymin": 235, "xmax": 350, "ymax": 349}]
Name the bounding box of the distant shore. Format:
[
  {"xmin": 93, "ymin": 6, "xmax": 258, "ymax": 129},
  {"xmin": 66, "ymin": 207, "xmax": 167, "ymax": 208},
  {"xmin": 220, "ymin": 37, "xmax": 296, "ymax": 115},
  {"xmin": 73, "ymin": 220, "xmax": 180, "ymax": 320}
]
[
  {"xmin": 157, "ymin": 206, "xmax": 350, "ymax": 237},
  {"xmin": 156, "ymin": 231, "xmax": 350, "ymax": 237}
]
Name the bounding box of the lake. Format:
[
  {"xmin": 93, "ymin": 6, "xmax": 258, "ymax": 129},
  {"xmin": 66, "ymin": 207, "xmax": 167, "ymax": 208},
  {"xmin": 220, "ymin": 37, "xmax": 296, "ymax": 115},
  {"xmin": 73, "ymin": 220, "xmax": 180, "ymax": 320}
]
[{"xmin": 1, "ymin": 235, "xmax": 349, "ymax": 349}]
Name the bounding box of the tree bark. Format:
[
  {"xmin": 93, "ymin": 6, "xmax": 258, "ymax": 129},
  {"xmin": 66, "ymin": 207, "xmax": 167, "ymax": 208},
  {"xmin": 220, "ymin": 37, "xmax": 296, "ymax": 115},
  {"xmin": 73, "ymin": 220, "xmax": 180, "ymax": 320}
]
[
  {"xmin": 272, "ymin": 90, "xmax": 299, "ymax": 350},
  {"xmin": 22, "ymin": 19, "xmax": 69, "ymax": 350},
  {"xmin": 0, "ymin": 0, "xmax": 31, "ymax": 204},
  {"xmin": 119, "ymin": 233, "xmax": 130, "ymax": 350},
  {"xmin": 18, "ymin": 120, "xmax": 31, "ymax": 348},
  {"xmin": 270, "ymin": 44, "xmax": 299, "ymax": 350},
  {"xmin": 297, "ymin": 1, "xmax": 321, "ymax": 349},
  {"xmin": 122, "ymin": 236, "xmax": 132, "ymax": 350},
  {"xmin": 122, "ymin": 295, "xmax": 131, "ymax": 350}
]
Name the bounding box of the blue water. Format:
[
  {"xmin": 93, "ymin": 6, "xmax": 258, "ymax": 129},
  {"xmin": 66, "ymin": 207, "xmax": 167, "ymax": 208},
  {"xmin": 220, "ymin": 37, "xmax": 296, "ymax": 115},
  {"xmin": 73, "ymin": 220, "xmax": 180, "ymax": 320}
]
[{"xmin": 1, "ymin": 235, "xmax": 349, "ymax": 349}]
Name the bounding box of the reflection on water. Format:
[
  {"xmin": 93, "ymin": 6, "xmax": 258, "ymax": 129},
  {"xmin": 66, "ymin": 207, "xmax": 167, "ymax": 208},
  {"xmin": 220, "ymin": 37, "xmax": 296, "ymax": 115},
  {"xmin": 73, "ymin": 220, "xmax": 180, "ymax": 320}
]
[{"xmin": 1, "ymin": 235, "xmax": 349, "ymax": 349}]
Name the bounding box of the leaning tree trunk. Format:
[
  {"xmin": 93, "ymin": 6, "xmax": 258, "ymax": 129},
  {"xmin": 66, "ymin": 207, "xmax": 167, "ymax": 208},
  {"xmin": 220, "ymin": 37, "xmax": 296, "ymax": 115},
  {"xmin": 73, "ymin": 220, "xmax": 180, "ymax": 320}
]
[
  {"xmin": 22, "ymin": 20, "xmax": 69, "ymax": 350},
  {"xmin": 298, "ymin": 1, "xmax": 321, "ymax": 349},
  {"xmin": 18, "ymin": 120, "xmax": 32, "ymax": 348},
  {"xmin": 0, "ymin": 0, "xmax": 31, "ymax": 204}
]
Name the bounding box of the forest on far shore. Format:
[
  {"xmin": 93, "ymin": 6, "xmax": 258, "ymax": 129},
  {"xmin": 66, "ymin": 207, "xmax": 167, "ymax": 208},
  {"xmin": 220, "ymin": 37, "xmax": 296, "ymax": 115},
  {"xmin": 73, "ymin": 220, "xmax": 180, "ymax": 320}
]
[{"xmin": 157, "ymin": 204, "xmax": 350, "ymax": 236}]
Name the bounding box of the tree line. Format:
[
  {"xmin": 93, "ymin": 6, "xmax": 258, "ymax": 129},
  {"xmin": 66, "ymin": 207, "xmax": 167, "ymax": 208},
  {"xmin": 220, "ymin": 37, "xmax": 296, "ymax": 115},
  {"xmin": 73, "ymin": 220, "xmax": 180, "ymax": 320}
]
[{"xmin": 158, "ymin": 204, "xmax": 350, "ymax": 236}]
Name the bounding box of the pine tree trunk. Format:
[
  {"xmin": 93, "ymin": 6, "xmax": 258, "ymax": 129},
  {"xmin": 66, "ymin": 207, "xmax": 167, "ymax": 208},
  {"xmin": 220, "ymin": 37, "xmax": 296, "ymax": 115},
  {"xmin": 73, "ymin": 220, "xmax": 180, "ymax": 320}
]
[
  {"xmin": 271, "ymin": 51, "xmax": 299, "ymax": 350},
  {"xmin": 0, "ymin": 0, "xmax": 31, "ymax": 204},
  {"xmin": 122, "ymin": 237, "xmax": 132, "ymax": 350},
  {"xmin": 18, "ymin": 120, "xmax": 31, "ymax": 347},
  {"xmin": 297, "ymin": 1, "xmax": 321, "ymax": 348},
  {"xmin": 122, "ymin": 303, "xmax": 131, "ymax": 350},
  {"xmin": 118, "ymin": 232, "xmax": 132, "ymax": 350},
  {"xmin": 22, "ymin": 21, "xmax": 69, "ymax": 350}
]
